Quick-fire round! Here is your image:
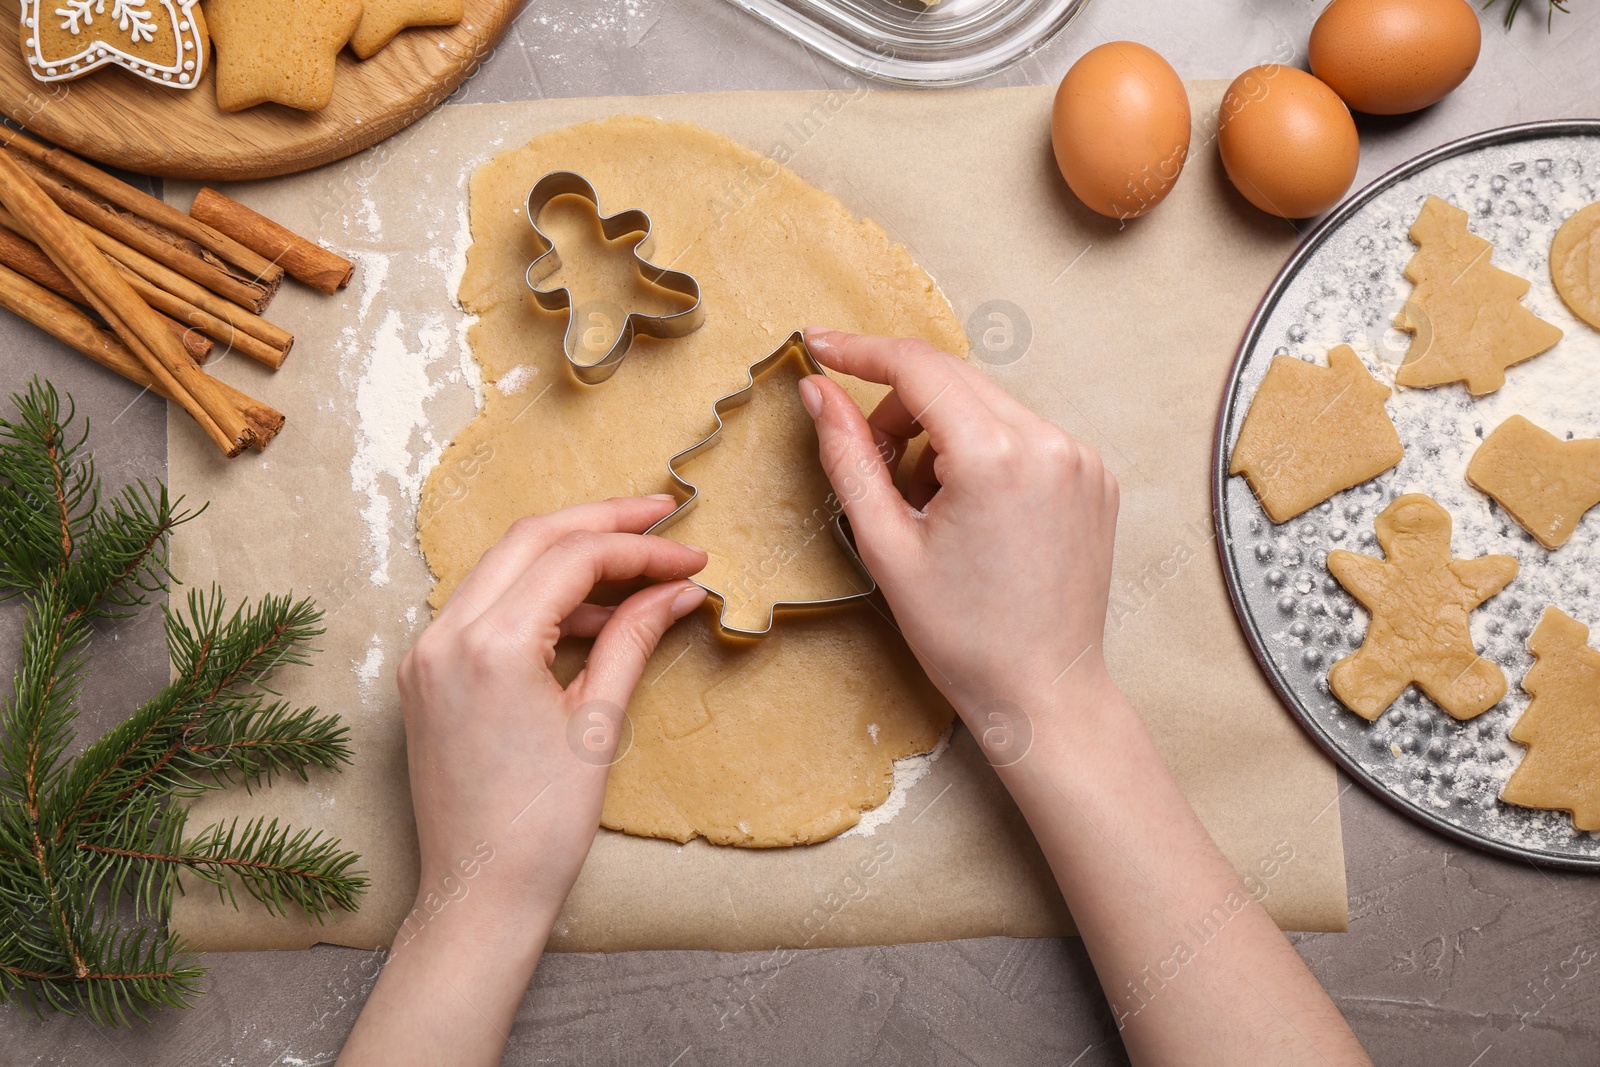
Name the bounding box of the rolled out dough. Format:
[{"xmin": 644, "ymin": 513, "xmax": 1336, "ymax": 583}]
[{"xmin": 419, "ymin": 116, "xmax": 968, "ymax": 846}]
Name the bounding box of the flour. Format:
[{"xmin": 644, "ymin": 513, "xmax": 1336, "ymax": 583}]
[
  {"xmin": 840, "ymin": 725, "xmax": 953, "ymax": 838},
  {"xmin": 347, "ymin": 309, "xmax": 455, "ymax": 586}
]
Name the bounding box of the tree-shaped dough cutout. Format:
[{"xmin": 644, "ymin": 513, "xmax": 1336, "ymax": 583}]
[
  {"xmin": 1394, "ymin": 195, "xmax": 1563, "ymax": 395},
  {"xmin": 1501, "ymin": 607, "xmax": 1600, "ymax": 831},
  {"xmin": 658, "ymin": 341, "xmax": 872, "ymax": 635},
  {"xmin": 1230, "ymin": 344, "xmax": 1404, "ymax": 523},
  {"xmin": 1327, "ymin": 493, "xmax": 1518, "ymax": 720}
]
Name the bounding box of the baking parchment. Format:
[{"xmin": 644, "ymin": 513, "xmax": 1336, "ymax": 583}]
[{"xmin": 166, "ymin": 82, "xmax": 1349, "ymax": 953}]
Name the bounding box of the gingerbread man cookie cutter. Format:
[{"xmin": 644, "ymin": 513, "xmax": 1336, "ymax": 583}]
[
  {"xmin": 524, "ymin": 171, "xmax": 704, "ymax": 385},
  {"xmin": 647, "ymin": 331, "xmax": 877, "ymax": 637}
]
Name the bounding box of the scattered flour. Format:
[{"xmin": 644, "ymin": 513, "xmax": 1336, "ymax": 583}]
[
  {"xmin": 495, "ymin": 363, "xmax": 537, "ymax": 395},
  {"xmin": 355, "ymin": 638, "xmax": 384, "ymax": 698},
  {"xmin": 840, "ymin": 724, "xmax": 953, "ymax": 838}
]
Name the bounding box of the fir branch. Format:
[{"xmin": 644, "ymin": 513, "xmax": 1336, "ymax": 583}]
[
  {"xmin": 95, "ymin": 815, "xmax": 369, "ymax": 922},
  {"xmin": 0, "ymin": 379, "xmax": 365, "ymax": 1023}
]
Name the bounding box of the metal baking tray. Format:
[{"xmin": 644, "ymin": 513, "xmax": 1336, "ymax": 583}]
[
  {"xmin": 720, "ymin": 0, "xmax": 1090, "ymax": 86},
  {"xmin": 1214, "ymin": 120, "xmax": 1600, "ymax": 872}
]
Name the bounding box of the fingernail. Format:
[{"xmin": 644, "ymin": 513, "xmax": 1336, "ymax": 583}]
[
  {"xmin": 797, "ymin": 376, "xmax": 823, "ymax": 418},
  {"xmin": 671, "ymin": 584, "xmax": 708, "ymax": 619},
  {"xmin": 648, "ymin": 493, "xmax": 676, "ymax": 502}
]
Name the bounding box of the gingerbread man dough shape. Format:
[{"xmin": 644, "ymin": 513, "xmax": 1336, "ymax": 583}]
[
  {"xmin": 1500, "ymin": 607, "xmax": 1600, "ymax": 831},
  {"xmin": 1327, "ymin": 493, "xmax": 1519, "ymax": 721}
]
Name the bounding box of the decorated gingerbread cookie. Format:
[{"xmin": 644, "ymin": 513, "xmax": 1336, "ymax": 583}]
[
  {"xmin": 1229, "ymin": 344, "xmax": 1404, "ymax": 524},
  {"xmin": 1501, "ymin": 607, "xmax": 1600, "ymax": 831},
  {"xmin": 1327, "ymin": 493, "xmax": 1519, "ymax": 721},
  {"xmin": 20, "ymin": 0, "xmax": 208, "ymax": 88},
  {"xmin": 1395, "ymin": 195, "xmax": 1563, "ymax": 395},
  {"xmin": 202, "ymin": 0, "xmax": 362, "ymax": 112},
  {"xmin": 1467, "ymin": 415, "xmax": 1600, "ymax": 550},
  {"xmin": 350, "ymin": 0, "xmax": 463, "ymax": 59}
]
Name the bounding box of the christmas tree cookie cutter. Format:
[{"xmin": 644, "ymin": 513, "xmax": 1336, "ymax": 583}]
[
  {"xmin": 524, "ymin": 171, "xmax": 704, "ymax": 385},
  {"xmin": 647, "ymin": 331, "xmax": 877, "ymax": 637}
]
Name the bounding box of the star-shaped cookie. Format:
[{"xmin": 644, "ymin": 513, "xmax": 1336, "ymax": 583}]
[
  {"xmin": 350, "ymin": 0, "xmax": 464, "ymax": 59},
  {"xmin": 204, "ymin": 0, "xmax": 363, "ymax": 112},
  {"xmin": 1327, "ymin": 493, "xmax": 1518, "ymax": 721},
  {"xmin": 1229, "ymin": 345, "xmax": 1404, "ymax": 524},
  {"xmin": 1468, "ymin": 415, "xmax": 1600, "ymax": 549},
  {"xmin": 1394, "ymin": 195, "xmax": 1563, "ymax": 395},
  {"xmin": 1501, "ymin": 607, "xmax": 1600, "ymax": 831}
]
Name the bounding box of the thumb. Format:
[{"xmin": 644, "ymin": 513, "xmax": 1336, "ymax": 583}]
[
  {"xmin": 574, "ymin": 580, "xmax": 706, "ymax": 715},
  {"xmin": 797, "ymin": 374, "xmax": 914, "ymax": 567}
]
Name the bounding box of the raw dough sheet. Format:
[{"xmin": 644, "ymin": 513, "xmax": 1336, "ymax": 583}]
[{"xmin": 167, "ymin": 83, "xmax": 1349, "ymax": 953}]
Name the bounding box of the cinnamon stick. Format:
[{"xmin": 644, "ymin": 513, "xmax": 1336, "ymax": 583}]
[
  {"xmin": 0, "ymin": 203, "xmax": 293, "ymax": 368},
  {"xmin": 0, "ymin": 151, "xmax": 250, "ymax": 455},
  {"xmin": 12, "ymin": 155, "xmax": 280, "ymax": 313},
  {"xmin": 0, "ymin": 225, "xmax": 214, "ymax": 364},
  {"xmin": 0, "ymin": 126, "xmax": 284, "ymax": 289},
  {"xmin": 0, "ymin": 264, "xmax": 282, "ymax": 447},
  {"xmin": 191, "ymin": 187, "xmax": 354, "ymax": 294}
]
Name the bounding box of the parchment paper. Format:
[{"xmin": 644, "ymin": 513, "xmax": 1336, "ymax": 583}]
[{"xmin": 167, "ymin": 83, "xmax": 1349, "ymax": 953}]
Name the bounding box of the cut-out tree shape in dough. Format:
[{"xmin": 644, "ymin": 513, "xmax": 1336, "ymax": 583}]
[
  {"xmin": 1394, "ymin": 195, "xmax": 1563, "ymax": 395},
  {"xmin": 658, "ymin": 343, "xmax": 872, "ymax": 635},
  {"xmin": 1327, "ymin": 493, "xmax": 1519, "ymax": 721},
  {"xmin": 1467, "ymin": 415, "xmax": 1600, "ymax": 549},
  {"xmin": 1229, "ymin": 344, "xmax": 1404, "ymax": 524},
  {"xmin": 1501, "ymin": 607, "xmax": 1600, "ymax": 831}
]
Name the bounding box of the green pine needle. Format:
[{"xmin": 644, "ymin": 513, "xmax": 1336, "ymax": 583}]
[
  {"xmin": 1483, "ymin": 0, "xmax": 1571, "ymax": 29},
  {"xmin": 0, "ymin": 380, "xmax": 365, "ymax": 1025}
]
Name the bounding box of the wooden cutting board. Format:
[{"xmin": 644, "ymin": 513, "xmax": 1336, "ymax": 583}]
[{"xmin": 0, "ymin": 0, "xmax": 525, "ymax": 180}]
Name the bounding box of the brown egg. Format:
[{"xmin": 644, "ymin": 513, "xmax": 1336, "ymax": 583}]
[
  {"xmin": 1051, "ymin": 42, "xmax": 1191, "ymax": 220},
  {"xmin": 1218, "ymin": 65, "xmax": 1360, "ymax": 219},
  {"xmin": 1310, "ymin": 0, "xmax": 1480, "ymax": 115}
]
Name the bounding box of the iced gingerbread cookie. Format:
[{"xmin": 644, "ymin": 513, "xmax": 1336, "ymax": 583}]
[
  {"xmin": 1229, "ymin": 344, "xmax": 1404, "ymax": 524},
  {"xmin": 350, "ymin": 0, "xmax": 463, "ymax": 59},
  {"xmin": 202, "ymin": 0, "xmax": 362, "ymax": 112},
  {"xmin": 1395, "ymin": 195, "xmax": 1563, "ymax": 395},
  {"xmin": 1501, "ymin": 607, "xmax": 1600, "ymax": 831},
  {"xmin": 1551, "ymin": 200, "xmax": 1600, "ymax": 331},
  {"xmin": 21, "ymin": 0, "xmax": 208, "ymax": 88},
  {"xmin": 1467, "ymin": 415, "xmax": 1600, "ymax": 550},
  {"xmin": 1327, "ymin": 493, "xmax": 1519, "ymax": 721}
]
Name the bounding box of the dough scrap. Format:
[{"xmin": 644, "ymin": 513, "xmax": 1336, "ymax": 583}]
[
  {"xmin": 1228, "ymin": 345, "xmax": 1404, "ymax": 524},
  {"xmin": 1394, "ymin": 195, "xmax": 1563, "ymax": 395},
  {"xmin": 1551, "ymin": 200, "xmax": 1600, "ymax": 331},
  {"xmin": 350, "ymin": 0, "xmax": 464, "ymax": 59},
  {"xmin": 1467, "ymin": 415, "xmax": 1600, "ymax": 550},
  {"xmin": 1501, "ymin": 607, "xmax": 1600, "ymax": 831},
  {"xmin": 661, "ymin": 343, "xmax": 869, "ymax": 634},
  {"xmin": 420, "ymin": 116, "xmax": 966, "ymax": 846},
  {"xmin": 1327, "ymin": 493, "xmax": 1518, "ymax": 721},
  {"xmin": 204, "ymin": 0, "xmax": 363, "ymax": 112}
]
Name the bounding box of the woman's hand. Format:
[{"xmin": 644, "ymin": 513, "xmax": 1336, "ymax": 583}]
[
  {"xmin": 798, "ymin": 328, "xmax": 1120, "ymax": 721},
  {"xmin": 798, "ymin": 329, "xmax": 1371, "ymax": 1067},
  {"xmin": 340, "ymin": 496, "xmax": 706, "ymax": 1067}
]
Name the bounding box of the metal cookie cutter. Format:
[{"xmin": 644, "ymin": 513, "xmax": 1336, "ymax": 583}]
[
  {"xmin": 648, "ymin": 331, "xmax": 877, "ymax": 637},
  {"xmin": 524, "ymin": 171, "xmax": 704, "ymax": 385}
]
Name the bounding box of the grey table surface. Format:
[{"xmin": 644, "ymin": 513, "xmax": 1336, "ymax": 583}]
[{"xmin": 2, "ymin": 0, "xmax": 1599, "ymax": 1063}]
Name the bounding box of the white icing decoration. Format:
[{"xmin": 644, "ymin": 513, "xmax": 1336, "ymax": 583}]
[{"xmin": 21, "ymin": 0, "xmax": 205, "ymax": 89}]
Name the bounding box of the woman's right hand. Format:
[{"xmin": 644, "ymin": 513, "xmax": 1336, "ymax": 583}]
[{"xmin": 797, "ymin": 328, "xmax": 1121, "ymax": 725}]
